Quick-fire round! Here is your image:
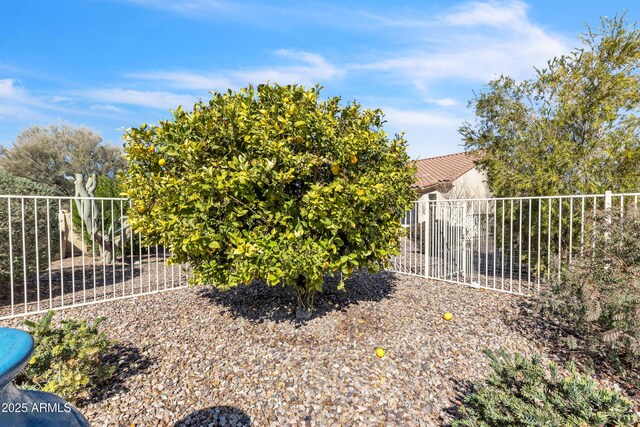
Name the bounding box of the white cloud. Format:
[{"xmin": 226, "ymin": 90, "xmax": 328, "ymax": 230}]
[
  {"xmin": 358, "ymin": 0, "xmax": 569, "ymax": 91},
  {"xmin": 432, "ymin": 98, "xmax": 458, "ymax": 107},
  {"xmin": 0, "ymin": 79, "xmax": 26, "ymax": 99},
  {"xmin": 126, "ymin": 71, "xmax": 234, "ymax": 91},
  {"xmin": 122, "ymin": 0, "xmax": 232, "ymax": 15},
  {"xmin": 0, "ymin": 79, "xmax": 50, "ymax": 122},
  {"xmin": 235, "ymin": 50, "xmax": 343, "ymax": 87},
  {"xmin": 444, "ymin": 0, "xmax": 529, "ymax": 28},
  {"xmin": 77, "ymin": 89, "xmax": 197, "ymax": 110},
  {"xmin": 128, "ymin": 50, "xmax": 343, "ymax": 92},
  {"xmin": 381, "ymin": 106, "xmax": 468, "ymax": 158},
  {"xmin": 89, "ymin": 104, "xmax": 128, "ymax": 113}
]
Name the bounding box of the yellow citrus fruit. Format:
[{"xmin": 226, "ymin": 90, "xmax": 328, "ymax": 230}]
[
  {"xmin": 348, "ymin": 266, "xmax": 354, "ymax": 274},
  {"xmin": 158, "ymin": 158, "xmax": 166, "ymax": 166},
  {"xmin": 375, "ymin": 347, "xmax": 385, "ymax": 358},
  {"xmin": 331, "ymin": 164, "xmax": 340, "ymax": 175},
  {"xmin": 443, "ymin": 312, "xmax": 453, "ymax": 321},
  {"xmin": 147, "ymin": 145, "xmax": 154, "ymax": 154},
  {"xmin": 295, "ymin": 136, "xmax": 303, "ymax": 144},
  {"xmin": 137, "ymin": 204, "xmax": 147, "ymax": 214},
  {"xmin": 350, "ymin": 155, "xmax": 358, "ymax": 164},
  {"xmin": 322, "ymin": 261, "xmax": 329, "ymax": 269}
]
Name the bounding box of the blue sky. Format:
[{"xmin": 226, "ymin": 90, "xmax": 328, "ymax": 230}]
[{"xmin": 0, "ymin": 0, "xmax": 637, "ymax": 159}]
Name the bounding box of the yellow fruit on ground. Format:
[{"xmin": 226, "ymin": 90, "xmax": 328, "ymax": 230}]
[
  {"xmin": 158, "ymin": 158, "xmax": 166, "ymax": 166},
  {"xmin": 331, "ymin": 164, "xmax": 340, "ymax": 175},
  {"xmin": 375, "ymin": 347, "xmax": 385, "ymax": 358},
  {"xmin": 350, "ymin": 155, "xmax": 358, "ymax": 164},
  {"xmin": 443, "ymin": 312, "xmax": 453, "ymax": 321}
]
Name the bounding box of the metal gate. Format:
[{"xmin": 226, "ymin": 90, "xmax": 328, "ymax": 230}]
[{"xmin": 391, "ymin": 192, "xmax": 640, "ymax": 295}]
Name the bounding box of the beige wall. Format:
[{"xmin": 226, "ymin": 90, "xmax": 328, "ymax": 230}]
[
  {"xmin": 416, "ymin": 167, "xmax": 490, "ymax": 203},
  {"xmin": 58, "ymin": 210, "xmax": 89, "ymax": 257},
  {"xmin": 410, "ymin": 167, "xmax": 491, "ymax": 223},
  {"xmin": 449, "ymin": 167, "xmax": 491, "ymax": 199}
]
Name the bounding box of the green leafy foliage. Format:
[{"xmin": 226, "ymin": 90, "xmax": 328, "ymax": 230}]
[
  {"xmin": 71, "ymin": 175, "xmax": 140, "ymax": 256},
  {"xmin": 453, "ymin": 349, "xmax": 638, "ymax": 427},
  {"xmin": 461, "ymin": 15, "xmax": 640, "ymax": 197},
  {"xmin": 16, "ymin": 311, "xmax": 116, "ymax": 402},
  {"xmin": 121, "ymin": 83, "xmax": 415, "ymax": 316},
  {"xmin": 543, "ymin": 207, "xmax": 640, "ymax": 367},
  {"xmin": 0, "ymin": 171, "xmax": 60, "ymax": 287}
]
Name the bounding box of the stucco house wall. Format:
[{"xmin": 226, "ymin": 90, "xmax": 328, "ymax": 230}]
[{"xmin": 407, "ymin": 152, "xmax": 491, "ymax": 225}]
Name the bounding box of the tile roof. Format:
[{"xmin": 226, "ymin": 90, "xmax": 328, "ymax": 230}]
[{"xmin": 412, "ymin": 151, "xmax": 479, "ymax": 191}]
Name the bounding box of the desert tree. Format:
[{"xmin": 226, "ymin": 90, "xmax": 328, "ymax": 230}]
[
  {"xmin": 0, "ymin": 124, "xmax": 126, "ymax": 196},
  {"xmin": 460, "ymin": 14, "xmax": 640, "ymax": 197}
]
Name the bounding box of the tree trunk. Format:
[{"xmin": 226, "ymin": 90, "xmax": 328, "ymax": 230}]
[{"xmin": 295, "ymin": 274, "xmax": 315, "ymax": 320}]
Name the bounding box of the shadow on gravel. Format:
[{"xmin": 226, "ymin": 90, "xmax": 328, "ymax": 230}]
[
  {"xmin": 440, "ymin": 378, "xmax": 475, "ymax": 426},
  {"xmin": 197, "ymin": 270, "xmax": 397, "ymax": 324},
  {"xmin": 174, "ymin": 406, "xmax": 252, "ymax": 426},
  {"xmin": 79, "ymin": 343, "xmax": 155, "ymax": 406},
  {"xmin": 506, "ymin": 298, "xmax": 640, "ymax": 400}
]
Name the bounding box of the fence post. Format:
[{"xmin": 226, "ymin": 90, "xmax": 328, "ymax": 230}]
[
  {"xmin": 425, "ymin": 199, "xmax": 430, "ymax": 278},
  {"xmin": 462, "ymin": 203, "xmax": 467, "ymax": 279},
  {"xmin": 604, "ymin": 190, "xmax": 612, "ymax": 243}
]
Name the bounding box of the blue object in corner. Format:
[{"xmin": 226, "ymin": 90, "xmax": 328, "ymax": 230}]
[{"xmin": 0, "ymin": 327, "xmax": 89, "ymax": 427}]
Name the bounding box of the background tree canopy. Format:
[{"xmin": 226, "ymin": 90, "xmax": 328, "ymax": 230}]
[
  {"xmin": 460, "ymin": 15, "xmax": 640, "ymax": 197},
  {"xmin": 0, "ymin": 124, "xmax": 126, "ymax": 196}
]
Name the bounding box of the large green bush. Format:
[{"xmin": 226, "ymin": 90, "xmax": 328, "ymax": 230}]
[
  {"xmin": 121, "ymin": 83, "xmax": 415, "ymax": 318},
  {"xmin": 543, "ymin": 207, "xmax": 640, "ymax": 367},
  {"xmin": 17, "ymin": 311, "xmax": 115, "ymax": 402},
  {"xmin": 0, "ymin": 171, "xmax": 60, "ymax": 289},
  {"xmin": 453, "ymin": 349, "xmax": 638, "ymax": 427}
]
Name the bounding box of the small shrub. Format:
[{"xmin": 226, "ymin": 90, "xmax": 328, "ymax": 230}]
[
  {"xmin": 543, "ymin": 207, "xmax": 640, "ymax": 367},
  {"xmin": 453, "ymin": 349, "xmax": 638, "ymax": 427},
  {"xmin": 0, "ymin": 171, "xmax": 60, "ymax": 287},
  {"xmin": 16, "ymin": 310, "xmax": 116, "ymax": 402}
]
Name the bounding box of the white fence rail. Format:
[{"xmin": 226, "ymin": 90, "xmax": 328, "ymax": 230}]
[
  {"xmin": 0, "ymin": 195, "xmax": 189, "ymax": 320},
  {"xmin": 2, "ymin": 191, "xmax": 638, "ymax": 319},
  {"xmin": 390, "ymin": 191, "xmax": 640, "ymax": 296}
]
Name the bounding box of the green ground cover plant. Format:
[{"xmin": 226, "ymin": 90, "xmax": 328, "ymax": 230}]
[
  {"xmin": 16, "ymin": 311, "xmax": 115, "ymax": 402},
  {"xmin": 453, "ymin": 349, "xmax": 638, "ymax": 427}
]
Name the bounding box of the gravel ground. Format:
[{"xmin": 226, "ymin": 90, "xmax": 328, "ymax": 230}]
[{"xmin": 1, "ymin": 271, "xmax": 636, "ymax": 426}]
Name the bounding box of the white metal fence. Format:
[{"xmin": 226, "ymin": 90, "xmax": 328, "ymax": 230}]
[
  {"xmin": 390, "ymin": 191, "xmax": 640, "ymax": 296},
  {"xmin": 1, "ymin": 191, "xmax": 638, "ymax": 319},
  {"xmin": 0, "ymin": 195, "xmax": 189, "ymax": 320}
]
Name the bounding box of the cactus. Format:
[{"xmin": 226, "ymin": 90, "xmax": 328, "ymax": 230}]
[{"xmin": 73, "ymin": 174, "xmax": 131, "ymax": 264}]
